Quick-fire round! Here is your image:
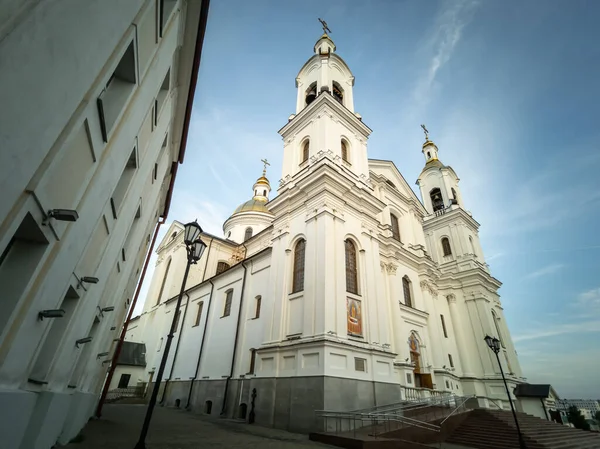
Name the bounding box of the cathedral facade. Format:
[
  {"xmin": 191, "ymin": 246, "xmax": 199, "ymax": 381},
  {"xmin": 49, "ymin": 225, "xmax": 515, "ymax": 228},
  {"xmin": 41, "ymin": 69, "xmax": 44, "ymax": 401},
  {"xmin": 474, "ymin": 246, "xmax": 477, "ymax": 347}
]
[{"xmin": 121, "ymin": 31, "xmax": 524, "ymax": 432}]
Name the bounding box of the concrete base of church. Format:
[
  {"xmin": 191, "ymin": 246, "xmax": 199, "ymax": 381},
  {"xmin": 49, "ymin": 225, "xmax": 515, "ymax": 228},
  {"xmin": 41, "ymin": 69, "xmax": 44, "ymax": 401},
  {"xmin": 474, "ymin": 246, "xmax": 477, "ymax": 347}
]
[{"xmin": 157, "ymin": 375, "xmax": 402, "ymax": 433}]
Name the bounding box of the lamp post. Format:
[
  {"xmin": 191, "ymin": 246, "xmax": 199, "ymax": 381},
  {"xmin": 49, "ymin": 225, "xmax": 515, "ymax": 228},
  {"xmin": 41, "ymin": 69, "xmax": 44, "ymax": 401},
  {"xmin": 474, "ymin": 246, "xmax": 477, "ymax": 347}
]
[
  {"xmin": 134, "ymin": 221, "xmax": 206, "ymax": 449},
  {"xmin": 484, "ymin": 335, "xmax": 526, "ymax": 449}
]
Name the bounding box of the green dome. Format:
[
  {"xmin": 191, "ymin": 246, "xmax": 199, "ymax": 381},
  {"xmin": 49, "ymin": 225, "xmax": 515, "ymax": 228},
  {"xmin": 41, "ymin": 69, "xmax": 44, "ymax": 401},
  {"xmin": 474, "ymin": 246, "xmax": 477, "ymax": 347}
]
[{"xmin": 232, "ymin": 198, "xmax": 273, "ymax": 215}]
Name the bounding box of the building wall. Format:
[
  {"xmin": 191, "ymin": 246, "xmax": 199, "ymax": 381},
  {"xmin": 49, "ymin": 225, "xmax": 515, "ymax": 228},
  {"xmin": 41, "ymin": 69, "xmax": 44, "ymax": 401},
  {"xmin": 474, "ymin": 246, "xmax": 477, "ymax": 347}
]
[{"xmin": 0, "ymin": 1, "xmax": 204, "ymax": 448}]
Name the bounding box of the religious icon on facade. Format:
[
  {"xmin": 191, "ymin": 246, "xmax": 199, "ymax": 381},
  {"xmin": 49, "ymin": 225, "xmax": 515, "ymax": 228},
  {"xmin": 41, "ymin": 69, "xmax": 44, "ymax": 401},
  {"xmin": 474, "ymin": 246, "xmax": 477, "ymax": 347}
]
[{"xmin": 347, "ymin": 297, "xmax": 362, "ymax": 336}]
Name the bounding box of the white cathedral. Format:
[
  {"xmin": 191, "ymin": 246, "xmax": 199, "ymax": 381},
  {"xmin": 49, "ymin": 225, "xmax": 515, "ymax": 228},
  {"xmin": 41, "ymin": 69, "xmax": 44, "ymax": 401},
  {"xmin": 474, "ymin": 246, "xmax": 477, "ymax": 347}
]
[{"xmin": 117, "ymin": 30, "xmax": 525, "ymax": 432}]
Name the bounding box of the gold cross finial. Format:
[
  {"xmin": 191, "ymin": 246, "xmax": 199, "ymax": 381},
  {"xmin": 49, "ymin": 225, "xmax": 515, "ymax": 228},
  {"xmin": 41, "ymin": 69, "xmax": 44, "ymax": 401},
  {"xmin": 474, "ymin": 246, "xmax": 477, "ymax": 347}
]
[
  {"xmin": 421, "ymin": 124, "xmax": 429, "ymax": 141},
  {"xmin": 261, "ymin": 158, "xmax": 270, "ymax": 176},
  {"xmin": 318, "ymin": 18, "xmax": 331, "ymax": 34}
]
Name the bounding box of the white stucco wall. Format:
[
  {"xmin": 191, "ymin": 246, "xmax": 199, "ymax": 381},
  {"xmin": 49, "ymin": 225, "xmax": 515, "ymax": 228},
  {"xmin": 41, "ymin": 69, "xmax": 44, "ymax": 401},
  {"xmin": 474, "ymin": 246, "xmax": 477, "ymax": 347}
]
[{"xmin": 0, "ymin": 1, "xmax": 205, "ymax": 448}]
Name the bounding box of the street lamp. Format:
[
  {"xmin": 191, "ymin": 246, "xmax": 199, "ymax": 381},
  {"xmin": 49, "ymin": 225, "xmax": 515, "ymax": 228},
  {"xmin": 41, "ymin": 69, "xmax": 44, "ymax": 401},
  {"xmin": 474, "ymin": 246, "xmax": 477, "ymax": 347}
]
[
  {"xmin": 134, "ymin": 221, "xmax": 206, "ymax": 449},
  {"xmin": 484, "ymin": 335, "xmax": 526, "ymax": 449}
]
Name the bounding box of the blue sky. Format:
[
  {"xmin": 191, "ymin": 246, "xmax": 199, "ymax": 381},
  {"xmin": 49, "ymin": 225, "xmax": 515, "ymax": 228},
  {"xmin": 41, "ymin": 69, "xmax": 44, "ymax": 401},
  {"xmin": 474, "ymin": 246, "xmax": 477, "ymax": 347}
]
[{"xmin": 137, "ymin": 0, "xmax": 600, "ymax": 398}]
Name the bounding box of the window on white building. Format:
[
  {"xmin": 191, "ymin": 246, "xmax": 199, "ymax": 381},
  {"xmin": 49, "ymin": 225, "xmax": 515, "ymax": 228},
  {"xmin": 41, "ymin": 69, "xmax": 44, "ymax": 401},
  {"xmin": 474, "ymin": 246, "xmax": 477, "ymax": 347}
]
[
  {"xmin": 30, "ymin": 285, "xmax": 80, "ymax": 381},
  {"xmin": 97, "ymin": 41, "xmax": 137, "ymax": 141},
  {"xmin": 402, "ymin": 276, "xmax": 413, "ymax": 308},
  {"xmin": 223, "ymin": 290, "xmax": 233, "ymax": 317},
  {"xmin": 354, "ymin": 357, "xmax": 366, "ymax": 372},
  {"xmin": 244, "ymin": 227, "xmax": 253, "ymax": 241},
  {"xmin": 193, "ymin": 301, "xmax": 204, "ymax": 327},
  {"xmin": 110, "ymin": 147, "xmax": 138, "ymax": 219},
  {"xmin": 390, "ymin": 213, "xmax": 401, "ymax": 242},
  {"xmin": 160, "ymin": 0, "xmax": 178, "ymax": 36},
  {"xmin": 441, "ymin": 237, "xmax": 452, "ymax": 257},
  {"xmin": 292, "ymin": 239, "xmax": 306, "ymax": 293},
  {"xmin": 156, "ymin": 69, "xmax": 171, "ymax": 121},
  {"xmin": 345, "ymin": 240, "xmax": 359, "ymax": 295},
  {"xmin": 0, "ymin": 213, "xmax": 49, "ymax": 339}
]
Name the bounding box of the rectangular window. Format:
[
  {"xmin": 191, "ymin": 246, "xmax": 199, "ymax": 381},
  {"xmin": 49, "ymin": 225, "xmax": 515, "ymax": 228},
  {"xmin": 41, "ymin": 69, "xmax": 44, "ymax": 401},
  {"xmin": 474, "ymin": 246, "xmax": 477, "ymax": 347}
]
[
  {"xmin": 255, "ymin": 296, "xmax": 261, "ymax": 318},
  {"xmin": 173, "ymin": 310, "xmax": 181, "ymax": 332},
  {"xmin": 118, "ymin": 373, "xmax": 131, "ymax": 389},
  {"xmin": 448, "ymin": 354, "xmax": 454, "ymax": 368},
  {"xmin": 159, "ymin": 0, "xmax": 178, "ymax": 36},
  {"xmin": 156, "ymin": 69, "xmax": 170, "ymax": 120},
  {"xmin": 406, "ymin": 373, "xmax": 412, "ymax": 384},
  {"xmin": 223, "ymin": 290, "xmax": 233, "ymax": 317},
  {"xmin": 30, "ymin": 286, "xmax": 79, "ymax": 381},
  {"xmin": 110, "ymin": 147, "xmax": 138, "ymax": 219},
  {"xmin": 354, "ymin": 357, "xmax": 366, "ymax": 372},
  {"xmin": 440, "ymin": 314, "xmax": 448, "ymax": 338},
  {"xmin": 97, "ymin": 41, "xmax": 137, "ymax": 141},
  {"xmin": 0, "ymin": 213, "xmax": 49, "ymax": 338},
  {"xmin": 193, "ymin": 301, "xmax": 204, "ymax": 327},
  {"xmin": 248, "ymin": 349, "xmax": 257, "ymax": 374},
  {"xmin": 122, "ymin": 205, "xmax": 141, "ymax": 263}
]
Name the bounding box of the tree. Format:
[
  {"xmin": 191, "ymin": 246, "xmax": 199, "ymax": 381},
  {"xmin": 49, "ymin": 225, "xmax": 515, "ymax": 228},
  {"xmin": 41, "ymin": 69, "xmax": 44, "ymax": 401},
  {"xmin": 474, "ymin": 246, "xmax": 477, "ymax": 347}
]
[
  {"xmin": 595, "ymin": 410, "xmax": 600, "ymax": 423},
  {"xmin": 567, "ymin": 406, "xmax": 590, "ymax": 431}
]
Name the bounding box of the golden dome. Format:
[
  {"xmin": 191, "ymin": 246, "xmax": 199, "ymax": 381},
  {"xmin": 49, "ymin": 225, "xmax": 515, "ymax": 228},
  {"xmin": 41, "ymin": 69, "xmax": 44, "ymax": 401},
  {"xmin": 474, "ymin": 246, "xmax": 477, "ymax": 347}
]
[
  {"xmin": 422, "ymin": 139, "xmax": 437, "ymax": 148},
  {"xmin": 232, "ymin": 198, "xmax": 273, "ymax": 215},
  {"xmin": 254, "ymin": 176, "xmax": 270, "ymax": 186}
]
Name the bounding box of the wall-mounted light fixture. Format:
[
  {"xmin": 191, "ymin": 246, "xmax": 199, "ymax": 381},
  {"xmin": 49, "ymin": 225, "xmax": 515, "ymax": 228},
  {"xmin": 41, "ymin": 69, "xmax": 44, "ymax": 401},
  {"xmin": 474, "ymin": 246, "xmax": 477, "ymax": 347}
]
[
  {"xmin": 97, "ymin": 352, "xmax": 109, "ymax": 359},
  {"xmin": 75, "ymin": 336, "xmax": 93, "ymax": 348},
  {"xmin": 46, "ymin": 209, "xmax": 79, "ymax": 222},
  {"xmin": 82, "ymin": 276, "xmax": 99, "ymax": 284},
  {"xmin": 101, "ymin": 306, "xmax": 115, "ymax": 312},
  {"xmin": 38, "ymin": 309, "xmax": 66, "ymax": 321},
  {"xmin": 110, "ymin": 326, "xmax": 117, "ymax": 330}
]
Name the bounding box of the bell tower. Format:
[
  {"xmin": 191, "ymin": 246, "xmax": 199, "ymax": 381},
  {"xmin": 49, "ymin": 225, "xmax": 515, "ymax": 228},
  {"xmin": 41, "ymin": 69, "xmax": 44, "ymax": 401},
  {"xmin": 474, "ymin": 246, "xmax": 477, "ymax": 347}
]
[
  {"xmin": 279, "ymin": 26, "xmax": 370, "ymax": 184},
  {"xmin": 416, "ymin": 127, "xmax": 484, "ymax": 265}
]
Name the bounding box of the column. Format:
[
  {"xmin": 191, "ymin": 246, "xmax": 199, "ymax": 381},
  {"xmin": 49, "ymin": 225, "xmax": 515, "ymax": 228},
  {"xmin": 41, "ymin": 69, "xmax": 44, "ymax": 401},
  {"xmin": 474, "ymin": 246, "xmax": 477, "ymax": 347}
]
[{"xmin": 447, "ymin": 294, "xmax": 473, "ymax": 376}]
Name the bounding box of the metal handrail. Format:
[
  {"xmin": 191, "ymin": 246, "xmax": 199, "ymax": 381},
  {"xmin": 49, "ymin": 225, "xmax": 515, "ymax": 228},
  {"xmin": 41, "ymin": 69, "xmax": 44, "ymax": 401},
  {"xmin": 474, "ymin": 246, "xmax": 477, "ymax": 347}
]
[{"xmin": 440, "ymin": 395, "xmax": 474, "ymax": 425}]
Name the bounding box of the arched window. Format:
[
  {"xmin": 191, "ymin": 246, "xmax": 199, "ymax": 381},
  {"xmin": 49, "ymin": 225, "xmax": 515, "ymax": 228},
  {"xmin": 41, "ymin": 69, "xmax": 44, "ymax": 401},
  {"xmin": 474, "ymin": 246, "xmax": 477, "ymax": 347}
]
[
  {"xmin": 430, "ymin": 188, "xmax": 444, "ymax": 212},
  {"xmin": 262, "ymin": 189, "xmax": 266, "ymax": 196},
  {"xmin": 302, "ymin": 140, "xmax": 310, "ymax": 163},
  {"xmin": 223, "ymin": 290, "xmax": 233, "ymax": 317},
  {"xmin": 427, "ymin": 152, "xmax": 431, "ymax": 159},
  {"xmin": 492, "ymin": 311, "xmax": 506, "ymax": 348},
  {"xmin": 345, "ymin": 240, "xmax": 358, "ymax": 294},
  {"xmin": 451, "ymin": 188, "xmax": 457, "ymax": 199},
  {"xmin": 333, "ymin": 82, "xmax": 344, "ymax": 104},
  {"xmin": 305, "ymin": 82, "xmax": 317, "ymax": 106},
  {"xmin": 402, "ymin": 276, "xmax": 412, "ymax": 308},
  {"xmin": 341, "ymin": 141, "xmax": 348, "ymax": 162},
  {"xmin": 441, "ymin": 237, "xmax": 452, "ymax": 256},
  {"xmin": 216, "ymin": 261, "xmax": 230, "ymax": 275},
  {"xmin": 244, "ymin": 227, "xmax": 253, "ymax": 241},
  {"xmin": 292, "ymin": 239, "xmax": 306, "ymax": 293},
  {"xmin": 390, "ymin": 213, "xmax": 401, "ymax": 242},
  {"xmin": 254, "ymin": 296, "xmax": 261, "ymax": 318},
  {"xmin": 469, "ymin": 236, "xmax": 476, "ymax": 255},
  {"xmin": 156, "ymin": 258, "xmax": 171, "ymax": 305}
]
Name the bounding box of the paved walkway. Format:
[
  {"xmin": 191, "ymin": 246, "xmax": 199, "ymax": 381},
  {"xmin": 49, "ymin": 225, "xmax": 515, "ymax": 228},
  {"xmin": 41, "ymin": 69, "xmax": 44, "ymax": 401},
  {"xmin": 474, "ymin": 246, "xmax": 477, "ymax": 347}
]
[{"xmin": 67, "ymin": 404, "xmax": 333, "ymax": 448}]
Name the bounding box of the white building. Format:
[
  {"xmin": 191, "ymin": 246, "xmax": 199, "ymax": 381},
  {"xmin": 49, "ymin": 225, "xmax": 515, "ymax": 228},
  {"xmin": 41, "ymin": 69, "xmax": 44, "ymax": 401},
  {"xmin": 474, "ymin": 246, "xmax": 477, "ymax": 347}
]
[
  {"xmin": 124, "ymin": 30, "xmax": 525, "ymax": 433},
  {"xmin": 557, "ymin": 399, "xmax": 600, "ymax": 414},
  {"xmin": 0, "ymin": 1, "xmax": 208, "ymax": 448}
]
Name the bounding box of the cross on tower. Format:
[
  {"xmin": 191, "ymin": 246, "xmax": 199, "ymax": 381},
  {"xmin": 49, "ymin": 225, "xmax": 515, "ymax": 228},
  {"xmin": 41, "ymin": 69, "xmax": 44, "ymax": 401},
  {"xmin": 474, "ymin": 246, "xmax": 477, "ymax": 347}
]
[
  {"xmin": 261, "ymin": 158, "xmax": 270, "ymax": 176},
  {"xmin": 420, "ymin": 124, "xmax": 430, "ymax": 141},
  {"xmin": 318, "ymin": 18, "xmax": 331, "ymax": 34}
]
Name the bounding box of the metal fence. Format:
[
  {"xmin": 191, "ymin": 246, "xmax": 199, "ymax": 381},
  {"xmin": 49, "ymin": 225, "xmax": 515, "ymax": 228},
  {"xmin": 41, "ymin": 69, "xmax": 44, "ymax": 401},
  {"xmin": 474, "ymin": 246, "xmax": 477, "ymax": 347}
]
[
  {"xmin": 314, "ymin": 394, "xmax": 474, "ymax": 438},
  {"xmin": 105, "ymin": 385, "xmax": 146, "ymax": 402}
]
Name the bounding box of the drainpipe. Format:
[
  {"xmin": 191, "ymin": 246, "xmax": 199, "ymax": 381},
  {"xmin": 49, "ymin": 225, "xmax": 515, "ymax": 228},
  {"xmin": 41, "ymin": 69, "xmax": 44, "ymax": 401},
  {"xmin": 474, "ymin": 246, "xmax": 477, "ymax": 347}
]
[
  {"xmin": 160, "ymin": 292, "xmax": 190, "ymax": 404},
  {"xmin": 96, "ymin": 218, "xmax": 164, "ymax": 417},
  {"xmin": 220, "ymin": 253, "xmax": 249, "ymax": 416},
  {"xmin": 185, "ymin": 280, "xmax": 215, "ymax": 409}
]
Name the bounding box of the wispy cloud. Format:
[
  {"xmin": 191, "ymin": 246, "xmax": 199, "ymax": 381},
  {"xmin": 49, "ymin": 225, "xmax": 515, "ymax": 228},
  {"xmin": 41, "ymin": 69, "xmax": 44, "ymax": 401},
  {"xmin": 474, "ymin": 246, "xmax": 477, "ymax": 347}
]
[
  {"xmin": 411, "ymin": 0, "xmax": 480, "ymax": 109},
  {"xmin": 575, "ymin": 287, "xmax": 600, "ymax": 315},
  {"xmin": 513, "ymin": 319, "xmax": 600, "ymax": 342},
  {"xmin": 523, "ymin": 263, "xmax": 564, "ymax": 279}
]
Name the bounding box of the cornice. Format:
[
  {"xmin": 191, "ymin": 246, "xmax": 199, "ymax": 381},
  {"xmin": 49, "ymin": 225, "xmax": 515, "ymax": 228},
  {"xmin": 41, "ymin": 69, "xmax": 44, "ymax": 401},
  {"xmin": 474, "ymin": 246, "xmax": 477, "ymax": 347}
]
[{"xmin": 279, "ymin": 92, "xmax": 371, "ymax": 137}]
